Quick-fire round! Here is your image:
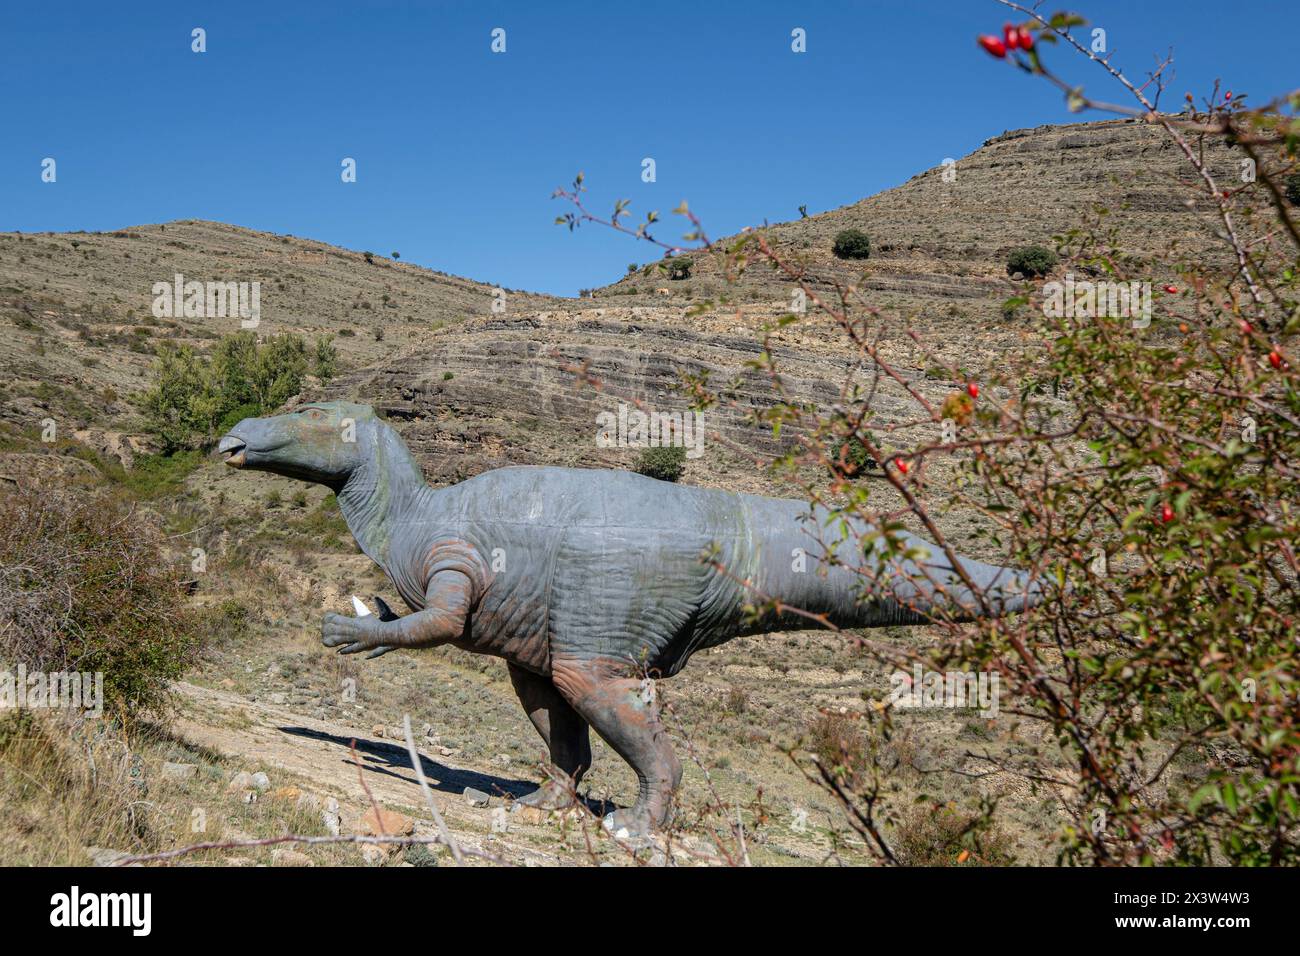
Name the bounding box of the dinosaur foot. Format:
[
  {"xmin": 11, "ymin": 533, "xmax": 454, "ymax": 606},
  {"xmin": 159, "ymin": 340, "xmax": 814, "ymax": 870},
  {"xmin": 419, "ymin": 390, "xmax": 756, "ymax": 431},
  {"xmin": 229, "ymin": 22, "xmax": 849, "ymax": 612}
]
[
  {"xmin": 513, "ymin": 779, "xmax": 577, "ymax": 812},
  {"xmin": 602, "ymin": 807, "xmax": 656, "ymax": 846}
]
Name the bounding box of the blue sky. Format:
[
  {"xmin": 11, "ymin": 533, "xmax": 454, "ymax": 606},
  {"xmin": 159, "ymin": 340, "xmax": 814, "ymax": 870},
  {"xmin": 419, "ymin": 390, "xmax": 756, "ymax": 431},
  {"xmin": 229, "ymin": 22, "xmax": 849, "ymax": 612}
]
[{"xmin": 2, "ymin": 1, "xmax": 1294, "ymax": 296}]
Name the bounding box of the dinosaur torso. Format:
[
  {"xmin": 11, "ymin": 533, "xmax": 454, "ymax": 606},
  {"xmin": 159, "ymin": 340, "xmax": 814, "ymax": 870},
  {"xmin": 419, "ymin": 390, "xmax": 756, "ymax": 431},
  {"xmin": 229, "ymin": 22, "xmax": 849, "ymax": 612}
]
[{"xmin": 372, "ymin": 466, "xmax": 762, "ymax": 677}]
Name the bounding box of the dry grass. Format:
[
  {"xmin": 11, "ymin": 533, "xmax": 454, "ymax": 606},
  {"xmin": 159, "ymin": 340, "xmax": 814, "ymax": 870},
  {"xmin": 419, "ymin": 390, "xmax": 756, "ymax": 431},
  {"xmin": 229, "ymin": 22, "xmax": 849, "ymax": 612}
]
[{"xmin": 0, "ymin": 710, "xmax": 153, "ymax": 865}]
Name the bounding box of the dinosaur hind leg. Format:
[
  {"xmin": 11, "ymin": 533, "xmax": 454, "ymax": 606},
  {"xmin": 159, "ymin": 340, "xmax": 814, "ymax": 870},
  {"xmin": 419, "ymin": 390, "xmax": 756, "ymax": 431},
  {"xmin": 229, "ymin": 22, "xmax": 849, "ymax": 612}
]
[
  {"xmin": 508, "ymin": 662, "xmax": 592, "ymax": 810},
  {"xmin": 550, "ymin": 657, "xmax": 682, "ymax": 840}
]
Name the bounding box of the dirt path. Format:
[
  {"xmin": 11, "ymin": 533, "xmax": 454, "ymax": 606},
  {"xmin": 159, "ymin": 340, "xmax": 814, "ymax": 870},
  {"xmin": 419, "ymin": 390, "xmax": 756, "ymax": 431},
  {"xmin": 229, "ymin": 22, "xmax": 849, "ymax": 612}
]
[{"xmin": 172, "ymin": 681, "xmax": 702, "ymax": 866}]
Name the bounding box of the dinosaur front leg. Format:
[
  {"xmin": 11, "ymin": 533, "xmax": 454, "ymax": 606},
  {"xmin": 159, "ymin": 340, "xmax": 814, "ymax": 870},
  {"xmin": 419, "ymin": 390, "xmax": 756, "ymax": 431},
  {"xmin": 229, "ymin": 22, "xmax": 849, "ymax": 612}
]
[
  {"xmin": 321, "ymin": 570, "xmax": 473, "ymax": 655},
  {"xmin": 551, "ymin": 657, "xmax": 682, "ymax": 841},
  {"xmin": 507, "ymin": 663, "xmax": 592, "ymax": 810}
]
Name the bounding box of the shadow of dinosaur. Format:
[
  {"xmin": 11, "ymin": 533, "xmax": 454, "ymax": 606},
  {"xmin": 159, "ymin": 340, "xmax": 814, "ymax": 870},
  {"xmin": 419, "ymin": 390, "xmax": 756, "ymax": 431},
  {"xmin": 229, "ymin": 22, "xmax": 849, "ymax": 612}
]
[{"xmin": 219, "ymin": 401, "xmax": 1042, "ymax": 839}]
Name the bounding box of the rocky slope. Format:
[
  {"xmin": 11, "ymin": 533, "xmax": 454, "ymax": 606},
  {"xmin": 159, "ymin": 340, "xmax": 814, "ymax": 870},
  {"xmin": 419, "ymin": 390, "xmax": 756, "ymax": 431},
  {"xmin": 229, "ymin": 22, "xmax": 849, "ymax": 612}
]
[
  {"xmin": 0, "ymin": 219, "xmax": 560, "ymax": 451},
  {"xmin": 0, "ymin": 116, "xmax": 1249, "ymax": 865}
]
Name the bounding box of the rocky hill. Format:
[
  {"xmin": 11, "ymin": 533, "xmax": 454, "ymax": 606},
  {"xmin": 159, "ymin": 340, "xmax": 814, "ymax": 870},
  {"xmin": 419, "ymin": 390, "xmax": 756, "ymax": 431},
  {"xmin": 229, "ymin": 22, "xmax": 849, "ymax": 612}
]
[
  {"xmin": 1, "ymin": 117, "xmax": 1247, "ymax": 469},
  {"xmin": 0, "ymin": 219, "xmax": 560, "ymax": 456},
  {"xmin": 0, "ymin": 116, "xmax": 1254, "ymax": 866},
  {"xmin": 602, "ymin": 116, "xmax": 1243, "ymax": 302}
]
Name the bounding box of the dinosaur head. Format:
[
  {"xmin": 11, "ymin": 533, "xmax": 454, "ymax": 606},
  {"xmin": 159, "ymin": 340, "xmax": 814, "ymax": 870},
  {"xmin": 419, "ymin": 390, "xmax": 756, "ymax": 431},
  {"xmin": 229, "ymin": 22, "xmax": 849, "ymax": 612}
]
[{"xmin": 217, "ymin": 401, "xmax": 380, "ymax": 487}]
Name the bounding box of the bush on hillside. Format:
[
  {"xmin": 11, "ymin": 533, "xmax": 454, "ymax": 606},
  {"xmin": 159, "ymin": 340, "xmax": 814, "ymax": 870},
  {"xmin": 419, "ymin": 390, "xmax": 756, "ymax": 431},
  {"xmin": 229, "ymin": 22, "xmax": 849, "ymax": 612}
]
[
  {"xmin": 1286, "ymin": 173, "xmax": 1300, "ymax": 206},
  {"xmin": 832, "ymin": 229, "xmax": 872, "ymax": 260},
  {"xmin": 142, "ymin": 331, "xmax": 324, "ymax": 451},
  {"xmin": 634, "ymin": 445, "xmax": 687, "ymax": 482},
  {"xmin": 0, "ymin": 487, "xmax": 202, "ymax": 717},
  {"xmin": 831, "ymin": 436, "xmax": 880, "ymax": 477},
  {"xmin": 1006, "ymin": 244, "xmax": 1058, "ymax": 278}
]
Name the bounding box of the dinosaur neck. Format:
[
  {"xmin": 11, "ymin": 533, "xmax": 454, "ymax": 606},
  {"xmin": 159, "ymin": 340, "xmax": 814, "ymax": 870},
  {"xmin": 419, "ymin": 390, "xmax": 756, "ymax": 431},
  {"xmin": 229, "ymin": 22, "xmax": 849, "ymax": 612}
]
[{"xmin": 335, "ymin": 425, "xmax": 432, "ymax": 570}]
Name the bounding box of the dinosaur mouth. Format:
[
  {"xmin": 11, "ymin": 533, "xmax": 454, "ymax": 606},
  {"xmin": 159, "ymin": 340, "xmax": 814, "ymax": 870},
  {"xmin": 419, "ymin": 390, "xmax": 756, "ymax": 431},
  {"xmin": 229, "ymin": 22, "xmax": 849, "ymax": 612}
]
[{"xmin": 217, "ymin": 435, "xmax": 247, "ymax": 468}]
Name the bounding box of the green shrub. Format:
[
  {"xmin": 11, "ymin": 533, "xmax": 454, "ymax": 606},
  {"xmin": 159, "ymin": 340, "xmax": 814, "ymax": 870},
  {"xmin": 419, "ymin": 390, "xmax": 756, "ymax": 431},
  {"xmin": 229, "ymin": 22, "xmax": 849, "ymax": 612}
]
[
  {"xmin": 892, "ymin": 803, "xmax": 1016, "ymax": 867},
  {"xmin": 0, "ymin": 487, "xmax": 202, "ymax": 717},
  {"xmin": 117, "ymin": 451, "xmax": 204, "ymax": 500},
  {"xmin": 313, "ymin": 335, "xmax": 338, "ymax": 383},
  {"xmin": 832, "ymin": 229, "xmax": 872, "ymax": 260},
  {"xmin": 634, "ymin": 445, "xmax": 687, "ymax": 482},
  {"xmin": 217, "ymin": 402, "xmax": 261, "ymax": 435},
  {"xmin": 831, "ymin": 436, "xmax": 879, "ymax": 476},
  {"xmin": 666, "ymin": 257, "xmax": 692, "ymax": 280},
  {"xmin": 1285, "ymin": 173, "xmax": 1300, "ymax": 206},
  {"xmin": 142, "ymin": 331, "xmax": 326, "ymax": 451},
  {"xmin": 1006, "ymin": 244, "xmax": 1058, "ymax": 278}
]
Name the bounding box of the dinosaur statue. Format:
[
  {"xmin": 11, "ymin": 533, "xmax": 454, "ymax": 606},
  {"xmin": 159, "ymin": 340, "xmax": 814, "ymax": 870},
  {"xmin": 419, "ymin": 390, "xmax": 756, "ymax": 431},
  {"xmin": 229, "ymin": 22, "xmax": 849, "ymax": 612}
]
[{"xmin": 217, "ymin": 401, "xmax": 1042, "ymax": 839}]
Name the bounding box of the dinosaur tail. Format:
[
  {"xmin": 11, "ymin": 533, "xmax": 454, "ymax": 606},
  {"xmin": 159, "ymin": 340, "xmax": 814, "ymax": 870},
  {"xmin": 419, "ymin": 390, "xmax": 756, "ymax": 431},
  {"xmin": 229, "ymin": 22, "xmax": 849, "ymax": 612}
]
[{"xmin": 748, "ymin": 502, "xmax": 1046, "ymax": 630}]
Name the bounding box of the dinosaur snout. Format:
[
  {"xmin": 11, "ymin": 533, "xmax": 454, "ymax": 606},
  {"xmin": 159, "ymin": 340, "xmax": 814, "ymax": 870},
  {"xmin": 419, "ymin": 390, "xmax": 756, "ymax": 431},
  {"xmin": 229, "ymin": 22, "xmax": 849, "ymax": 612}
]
[{"xmin": 217, "ymin": 433, "xmax": 247, "ymax": 468}]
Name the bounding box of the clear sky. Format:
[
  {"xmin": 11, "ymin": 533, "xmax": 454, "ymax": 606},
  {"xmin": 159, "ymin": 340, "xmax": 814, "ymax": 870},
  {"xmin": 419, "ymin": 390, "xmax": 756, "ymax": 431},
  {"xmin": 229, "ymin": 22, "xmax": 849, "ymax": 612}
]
[{"xmin": 2, "ymin": 1, "xmax": 1294, "ymax": 296}]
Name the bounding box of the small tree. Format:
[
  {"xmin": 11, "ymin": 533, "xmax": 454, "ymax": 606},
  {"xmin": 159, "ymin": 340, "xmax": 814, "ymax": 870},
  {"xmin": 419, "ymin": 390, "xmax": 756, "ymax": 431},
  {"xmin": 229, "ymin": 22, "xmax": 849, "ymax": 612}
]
[
  {"xmin": 667, "ymin": 257, "xmax": 692, "ymax": 280},
  {"xmin": 313, "ymin": 334, "xmax": 338, "ymax": 383},
  {"xmin": 634, "ymin": 445, "xmax": 687, "ymax": 481},
  {"xmin": 1285, "ymin": 173, "xmax": 1300, "ymax": 206},
  {"xmin": 142, "ymin": 331, "xmax": 318, "ymax": 451},
  {"xmin": 832, "ymin": 229, "xmax": 872, "ymax": 260},
  {"xmin": 830, "ymin": 436, "xmax": 879, "ymax": 477},
  {"xmin": 1006, "ymin": 244, "xmax": 1058, "ymax": 278}
]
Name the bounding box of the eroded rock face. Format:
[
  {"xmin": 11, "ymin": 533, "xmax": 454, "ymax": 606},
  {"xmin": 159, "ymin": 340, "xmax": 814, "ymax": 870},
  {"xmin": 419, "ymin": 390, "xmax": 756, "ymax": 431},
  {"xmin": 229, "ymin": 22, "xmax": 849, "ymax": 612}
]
[
  {"xmin": 307, "ymin": 118, "xmax": 1238, "ymax": 488},
  {"xmin": 315, "ymin": 308, "xmax": 891, "ymax": 485}
]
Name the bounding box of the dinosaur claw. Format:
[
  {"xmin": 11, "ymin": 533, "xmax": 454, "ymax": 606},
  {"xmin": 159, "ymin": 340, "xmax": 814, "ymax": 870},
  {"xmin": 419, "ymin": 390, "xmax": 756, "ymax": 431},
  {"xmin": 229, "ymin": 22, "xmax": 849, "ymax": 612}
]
[{"xmin": 366, "ymin": 645, "xmax": 397, "ymax": 659}]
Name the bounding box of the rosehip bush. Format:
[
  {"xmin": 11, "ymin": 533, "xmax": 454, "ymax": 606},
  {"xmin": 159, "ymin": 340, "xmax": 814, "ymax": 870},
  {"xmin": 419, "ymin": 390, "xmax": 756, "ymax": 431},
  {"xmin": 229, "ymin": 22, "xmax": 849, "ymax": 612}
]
[{"xmin": 555, "ymin": 5, "xmax": 1300, "ymax": 866}]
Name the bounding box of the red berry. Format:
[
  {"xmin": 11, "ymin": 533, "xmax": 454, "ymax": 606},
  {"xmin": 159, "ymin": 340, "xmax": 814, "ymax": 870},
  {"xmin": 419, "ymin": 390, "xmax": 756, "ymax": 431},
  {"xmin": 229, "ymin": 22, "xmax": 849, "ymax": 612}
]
[
  {"xmin": 978, "ymin": 35, "xmax": 1008, "ymax": 58},
  {"xmin": 1164, "ymin": 285, "xmax": 1178, "ymax": 294},
  {"xmin": 1160, "ymin": 504, "xmax": 1174, "ymax": 524},
  {"xmin": 1239, "ymin": 321, "xmax": 1253, "ymax": 334},
  {"xmin": 1017, "ymin": 27, "xmax": 1034, "ymax": 50},
  {"xmin": 1002, "ymin": 23, "xmax": 1020, "ymax": 50},
  {"xmin": 1225, "ymin": 91, "xmax": 1233, "ymax": 100},
  {"xmin": 896, "ymin": 459, "xmax": 910, "ymax": 474},
  {"xmin": 1269, "ymin": 350, "xmax": 1284, "ymax": 370},
  {"xmin": 967, "ymin": 383, "xmax": 980, "ymax": 399}
]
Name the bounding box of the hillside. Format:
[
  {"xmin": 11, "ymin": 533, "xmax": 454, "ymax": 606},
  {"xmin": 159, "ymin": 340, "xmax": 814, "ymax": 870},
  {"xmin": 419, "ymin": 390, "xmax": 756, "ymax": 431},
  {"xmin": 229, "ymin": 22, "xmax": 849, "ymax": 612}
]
[
  {"xmin": 0, "ymin": 116, "xmax": 1255, "ymax": 867},
  {"xmin": 601, "ymin": 116, "xmax": 1243, "ymax": 303},
  {"xmin": 0, "ymin": 220, "xmax": 561, "ymax": 459}
]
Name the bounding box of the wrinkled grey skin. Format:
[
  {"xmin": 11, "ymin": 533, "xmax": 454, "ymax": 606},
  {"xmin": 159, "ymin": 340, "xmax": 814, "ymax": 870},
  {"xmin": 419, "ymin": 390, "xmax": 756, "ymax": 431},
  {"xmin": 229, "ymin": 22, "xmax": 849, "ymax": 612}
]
[{"xmin": 219, "ymin": 401, "xmax": 1042, "ymax": 838}]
